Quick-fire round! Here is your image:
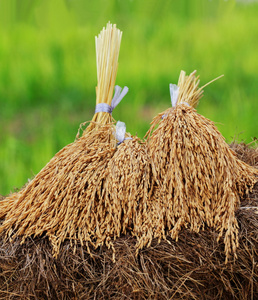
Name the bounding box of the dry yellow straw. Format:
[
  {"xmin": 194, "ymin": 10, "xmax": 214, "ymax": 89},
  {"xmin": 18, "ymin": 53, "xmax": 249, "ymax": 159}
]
[
  {"xmin": 0, "ymin": 22, "xmax": 127, "ymax": 257},
  {"xmin": 85, "ymin": 22, "xmax": 123, "ymax": 133},
  {"xmin": 142, "ymin": 70, "xmax": 258, "ymax": 262}
]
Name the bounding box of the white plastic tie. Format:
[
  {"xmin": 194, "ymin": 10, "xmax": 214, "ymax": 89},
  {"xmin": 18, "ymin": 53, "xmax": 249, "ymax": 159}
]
[
  {"xmin": 169, "ymin": 83, "xmax": 179, "ymax": 107},
  {"xmin": 111, "ymin": 85, "xmax": 129, "ymax": 111},
  {"xmin": 116, "ymin": 121, "xmax": 126, "ymax": 144},
  {"xmin": 162, "ymin": 84, "xmax": 181, "ymax": 119},
  {"xmin": 116, "ymin": 121, "xmax": 132, "ymax": 145},
  {"xmin": 95, "ymin": 103, "xmax": 112, "ymax": 114},
  {"xmin": 95, "ymin": 85, "xmax": 129, "ymax": 114}
]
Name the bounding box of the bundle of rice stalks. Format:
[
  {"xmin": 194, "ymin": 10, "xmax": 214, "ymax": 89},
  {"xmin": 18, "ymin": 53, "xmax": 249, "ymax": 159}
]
[
  {"xmin": 0, "ymin": 22, "xmax": 129, "ymax": 257},
  {"xmin": 144, "ymin": 70, "xmax": 258, "ymax": 262}
]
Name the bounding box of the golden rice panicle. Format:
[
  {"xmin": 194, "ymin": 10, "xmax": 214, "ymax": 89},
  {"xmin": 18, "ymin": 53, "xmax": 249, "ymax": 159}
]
[
  {"xmin": 103, "ymin": 136, "xmax": 152, "ymax": 237},
  {"xmin": 147, "ymin": 70, "xmax": 258, "ymax": 262},
  {"xmin": 95, "ymin": 120, "xmax": 153, "ymax": 257},
  {"xmin": 0, "ymin": 126, "xmax": 116, "ymax": 255}
]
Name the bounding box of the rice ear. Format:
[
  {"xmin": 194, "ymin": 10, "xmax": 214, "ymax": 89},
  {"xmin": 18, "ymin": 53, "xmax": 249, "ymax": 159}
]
[
  {"xmin": 0, "ymin": 126, "xmax": 116, "ymax": 254},
  {"xmin": 103, "ymin": 137, "xmax": 152, "ymax": 236}
]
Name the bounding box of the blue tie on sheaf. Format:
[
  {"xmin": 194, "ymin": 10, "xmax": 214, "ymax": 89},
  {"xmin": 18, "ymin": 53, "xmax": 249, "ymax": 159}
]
[{"xmin": 94, "ymin": 85, "xmax": 129, "ymax": 114}]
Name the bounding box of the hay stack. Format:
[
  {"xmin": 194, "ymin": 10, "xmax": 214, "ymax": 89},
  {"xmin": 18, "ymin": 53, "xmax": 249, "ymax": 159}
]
[
  {"xmin": 144, "ymin": 70, "xmax": 258, "ymax": 262},
  {"xmin": 0, "ymin": 22, "xmax": 129, "ymax": 257},
  {"xmin": 1, "ymin": 149, "xmax": 257, "ymax": 299}
]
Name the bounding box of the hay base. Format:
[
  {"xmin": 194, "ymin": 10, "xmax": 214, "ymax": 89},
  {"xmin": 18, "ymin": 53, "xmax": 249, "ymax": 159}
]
[
  {"xmin": 0, "ymin": 143, "xmax": 257, "ymax": 300},
  {"xmin": 0, "ymin": 203, "xmax": 257, "ymax": 300}
]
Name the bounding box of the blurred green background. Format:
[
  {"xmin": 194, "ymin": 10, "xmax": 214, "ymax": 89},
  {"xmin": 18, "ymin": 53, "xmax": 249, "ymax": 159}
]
[{"xmin": 0, "ymin": 0, "xmax": 257, "ymax": 195}]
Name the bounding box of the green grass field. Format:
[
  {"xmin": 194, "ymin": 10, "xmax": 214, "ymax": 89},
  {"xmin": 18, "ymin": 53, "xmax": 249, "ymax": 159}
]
[{"xmin": 0, "ymin": 0, "xmax": 257, "ymax": 195}]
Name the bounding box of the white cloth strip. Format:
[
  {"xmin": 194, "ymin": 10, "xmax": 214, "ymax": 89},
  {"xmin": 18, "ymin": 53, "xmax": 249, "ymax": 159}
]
[
  {"xmin": 95, "ymin": 103, "xmax": 112, "ymax": 114},
  {"xmin": 116, "ymin": 121, "xmax": 126, "ymax": 143},
  {"xmin": 95, "ymin": 85, "xmax": 129, "ymax": 114},
  {"xmin": 111, "ymin": 85, "xmax": 129, "ymax": 111},
  {"xmin": 169, "ymin": 83, "xmax": 179, "ymax": 107}
]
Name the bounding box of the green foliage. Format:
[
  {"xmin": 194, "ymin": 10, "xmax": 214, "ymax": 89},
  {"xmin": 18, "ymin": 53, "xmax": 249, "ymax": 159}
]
[{"xmin": 0, "ymin": 0, "xmax": 257, "ymax": 195}]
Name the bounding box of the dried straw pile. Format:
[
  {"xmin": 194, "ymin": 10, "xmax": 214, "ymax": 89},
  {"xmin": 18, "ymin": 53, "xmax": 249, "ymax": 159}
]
[
  {"xmin": 144, "ymin": 71, "xmax": 258, "ymax": 262},
  {"xmin": 0, "ymin": 144, "xmax": 257, "ymax": 299},
  {"xmin": 0, "ymin": 23, "xmax": 129, "ymax": 257}
]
